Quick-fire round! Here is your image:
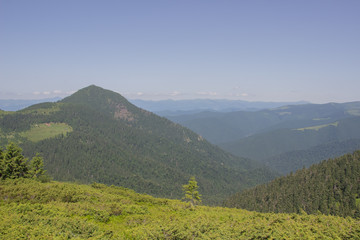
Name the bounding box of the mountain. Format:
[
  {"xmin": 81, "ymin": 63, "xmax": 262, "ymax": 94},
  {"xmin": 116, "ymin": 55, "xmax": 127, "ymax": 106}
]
[
  {"xmin": 263, "ymin": 138, "xmax": 360, "ymax": 174},
  {"xmin": 0, "ymin": 98, "xmax": 62, "ymax": 111},
  {"xmin": 168, "ymin": 102, "xmax": 360, "ymax": 174},
  {"xmin": 168, "ymin": 102, "xmax": 360, "ymax": 145},
  {"xmin": 1, "ymin": 178, "xmax": 359, "ymax": 239},
  {"xmin": 0, "ymin": 85, "xmax": 276, "ymax": 204},
  {"xmin": 224, "ymin": 151, "xmax": 360, "ymax": 219},
  {"xmin": 130, "ymin": 99, "xmax": 307, "ymax": 116},
  {"xmin": 220, "ymin": 116, "xmax": 360, "ymax": 161}
]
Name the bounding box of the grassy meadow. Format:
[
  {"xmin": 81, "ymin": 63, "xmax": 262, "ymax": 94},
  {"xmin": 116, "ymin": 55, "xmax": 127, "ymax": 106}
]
[{"xmin": 19, "ymin": 122, "xmax": 73, "ymax": 142}]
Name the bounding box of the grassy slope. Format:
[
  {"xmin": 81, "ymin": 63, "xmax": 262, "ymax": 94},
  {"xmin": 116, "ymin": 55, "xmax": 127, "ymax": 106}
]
[{"xmin": 1, "ymin": 179, "xmax": 359, "ymax": 239}]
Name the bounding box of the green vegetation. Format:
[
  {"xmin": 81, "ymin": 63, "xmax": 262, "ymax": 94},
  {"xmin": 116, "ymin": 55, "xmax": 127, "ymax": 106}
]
[
  {"xmin": 224, "ymin": 151, "xmax": 360, "ymax": 219},
  {"xmin": 1, "ymin": 178, "xmax": 359, "ymax": 239},
  {"xmin": 182, "ymin": 176, "xmax": 201, "ymax": 207},
  {"xmin": 0, "ymin": 85, "xmax": 277, "ymax": 204},
  {"xmin": 264, "ymin": 138, "xmax": 360, "ymax": 174},
  {"xmin": 169, "ymin": 102, "xmax": 360, "ymax": 145},
  {"xmin": 20, "ymin": 102, "xmax": 62, "ymax": 115},
  {"xmin": 19, "ymin": 122, "xmax": 73, "ymax": 142},
  {"xmin": 0, "ymin": 143, "xmax": 48, "ymax": 181},
  {"xmin": 220, "ymin": 116, "xmax": 360, "ymax": 165},
  {"xmin": 170, "ymin": 101, "xmax": 360, "ymax": 175}
]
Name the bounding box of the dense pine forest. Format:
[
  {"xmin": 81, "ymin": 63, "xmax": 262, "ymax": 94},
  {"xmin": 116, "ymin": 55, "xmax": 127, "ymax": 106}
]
[{"xmin": 224, "ymin": 151, "xmax": 360, "ymax": 218}]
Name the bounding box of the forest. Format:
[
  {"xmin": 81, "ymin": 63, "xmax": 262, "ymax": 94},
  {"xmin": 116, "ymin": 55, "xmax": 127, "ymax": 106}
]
[{"xmin": 224, "ymin": 151, "xmax": 360, "ymax": 219}]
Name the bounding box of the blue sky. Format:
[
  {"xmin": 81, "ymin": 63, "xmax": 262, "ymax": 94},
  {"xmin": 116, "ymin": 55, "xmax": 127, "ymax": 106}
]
[{"xmin": 1, "ymin": 1, "xmax": 359, "ymax": 103}]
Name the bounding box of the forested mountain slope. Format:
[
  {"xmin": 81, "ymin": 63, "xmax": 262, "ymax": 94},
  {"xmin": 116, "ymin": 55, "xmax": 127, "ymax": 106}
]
[
  {"xmin": 220, "ymin": 116, "xmax": 360, "ymax": 161},
  {"xmin": 169, "ymin": 102, "xmax": 360, "ymax": 174},
  {"xmin": 0, "ymin": 85, "xmax": 276, "ymax": 204},
  {"xmin": 224, "ymin": 151, "xmax": 360, "ymax": 218},
  {"xmin": 263, "ymin": 138, "xmax": 360, "ymax": 174},
  {"xmin": 1, "ymin": 178, "xmax": 359, "ymax": 239}
]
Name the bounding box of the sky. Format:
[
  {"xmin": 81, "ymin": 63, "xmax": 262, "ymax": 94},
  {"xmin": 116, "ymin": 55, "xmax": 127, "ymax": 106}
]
[{"xmin": 1, "ymin": 0, "xmax": 360, "ymax": 103}]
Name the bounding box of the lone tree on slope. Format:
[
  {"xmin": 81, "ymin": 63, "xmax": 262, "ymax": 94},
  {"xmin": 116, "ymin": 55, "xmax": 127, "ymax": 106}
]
[{"xmin": 182, "ymin": 176, "xmax": 202, "ymax": 207}]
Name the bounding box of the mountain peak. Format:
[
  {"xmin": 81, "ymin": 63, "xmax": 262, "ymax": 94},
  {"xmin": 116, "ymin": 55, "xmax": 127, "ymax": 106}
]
[
  {"xmin": 61, "ymin": 85, "xmax": 139, "ymax": 121},
  {"xmin": 62, "ymin": 85, "xmax": 124, "ymax": 103}
]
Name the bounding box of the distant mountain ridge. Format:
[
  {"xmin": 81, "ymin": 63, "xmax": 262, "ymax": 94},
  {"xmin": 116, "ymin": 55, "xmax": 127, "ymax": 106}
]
[
  {"xmin": 130, "ymin": 99, "xmax": 308, "ymax": 116},
  {"xmin": 0, "ymin": 85, "xmax": 277, "ymax": 204},
  {"xmin": 168, "ymin": 101, "xmax": 360, "ymax": 174},
  {"xmin": 0, "ymin": 98, "xmax": 62, "ymax": 111}
]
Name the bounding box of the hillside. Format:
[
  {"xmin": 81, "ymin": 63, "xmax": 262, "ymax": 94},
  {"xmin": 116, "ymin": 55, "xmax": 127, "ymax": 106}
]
[
  {"xmin": 168, "ymin": 102, "xmax": 360, "ymax": 145},
  {"xmin": 0, "ymin": 85, "xmax": 276, "ymax": 204},
  {"xmin": 1, "ymin": 178, "xmax": 359, "ymax": 239},
  {"xmin": 263, "ymin": 138, "xmax": 360, "ymax": 174},
  {"xmin": 169, "ymin": 102, "xmax": 360, "ymax": 174},
  {"xmin": 220, "ymin": 116, "xmax": 360, "ymax": 161},
  {"xmin": 224, "ymin": 151, "xmax": 360, "ymax": 219}
]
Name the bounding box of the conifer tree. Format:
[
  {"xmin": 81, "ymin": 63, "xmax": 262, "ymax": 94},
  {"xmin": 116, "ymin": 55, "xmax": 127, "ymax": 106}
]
[
  {"xmin": 182, "ymin": 176, "xmax": 202, "ymax": 207},
  {"xmin": 0, "ymin": 143, "xmax": 47, "ymax": 181},
  {"xmin": 1, "ymin": 142, "xmax": 28, "ymax": 179},
  {"xmin": 28, "ymin": 153, "xmax": 46, "ymax": 178}
]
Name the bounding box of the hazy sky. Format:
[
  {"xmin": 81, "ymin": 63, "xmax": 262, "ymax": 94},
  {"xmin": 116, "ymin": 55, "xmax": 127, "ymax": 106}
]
[{"xmin": 1, "ymin": 1, "xmax": 360, "ymax": 103}]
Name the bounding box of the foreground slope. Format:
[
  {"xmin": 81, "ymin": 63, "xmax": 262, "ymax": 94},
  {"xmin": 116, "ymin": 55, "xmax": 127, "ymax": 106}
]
[
  {"xmin": 0, "ymin": 85, "xmax": 276, "ymax": 204},
  {"xmin": 224, "ymin": 151, "xmax": 360, "ymax": 219},
  {"xmin": 1, "ymin": 178, "xmax": 359, "ymax": 239}
]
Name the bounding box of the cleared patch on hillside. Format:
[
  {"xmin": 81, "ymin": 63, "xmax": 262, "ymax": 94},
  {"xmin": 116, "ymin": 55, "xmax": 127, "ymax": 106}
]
[
  {"xmin": 20, "ymin": 122, "xmax": 73, "ymax": 142},
  {"xmin": 295, "ymin": 121, "xmax": 339, "ymax": 131}
]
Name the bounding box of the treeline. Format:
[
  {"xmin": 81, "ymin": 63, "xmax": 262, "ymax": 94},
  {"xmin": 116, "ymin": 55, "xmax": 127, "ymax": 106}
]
[{"xmin": 224, "ymin": 151, "xmax": 360, "ymax": 218}]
